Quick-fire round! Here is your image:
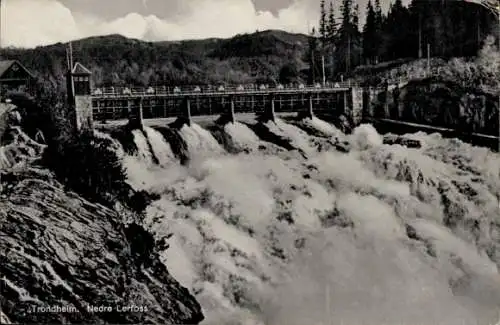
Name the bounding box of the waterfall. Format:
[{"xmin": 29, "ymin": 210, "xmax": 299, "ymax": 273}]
[
  {"xmin": 144, "ymin": 127, "xmax": 176, "ymax": 167},
  {"xmin": 131, "ymin": 129, "xmax": 154, "ymax": 166}
]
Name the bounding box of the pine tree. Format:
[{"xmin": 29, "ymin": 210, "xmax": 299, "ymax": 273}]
[
  {"xmin": 382, "ymin": 0, "xmax": 412, "ymax": 60},
  {"xmin": 374, "ymin": 0, "xmax": 383, "ymax": 27},
  {"xmin": 351, "ymin": 4, "xmax": 359, "ymax": 31},
  {"xmin": 338, "ymin": 0, "xmax": 354, "ymax": 73},
  {"xmin": 363, "ymin": 0, "xmax": 377, "ymax": 64},
  {"xmin": 319, "ymin": 0, "xmax": 327, "ymax": 42},
  {"xmin": 327, "ymin": 1, "xmax": 337, "ymax": 42},
  {"xmin": 373, "ymin": 0, "xmax": 384, "ymax": 63},
  {"xmin": 340, "ymin": 0, "xmax": 352, "ymax": 30},
  {"xmin": 327, "ymin": 1, "xmax": 338, "ymax": 79}
]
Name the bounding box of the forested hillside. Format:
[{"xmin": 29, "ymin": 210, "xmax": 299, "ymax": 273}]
[
  {"xmin": 0, "ymin": 30, "xmax": 309, "ymax": 89},
  {"xmin": 310, "ymin": 0, "xmax": 498, "ymax": 82}
]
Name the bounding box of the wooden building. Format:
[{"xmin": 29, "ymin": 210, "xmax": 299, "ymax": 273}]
[
  {"xmin": 0, "ymin": 60, "xmax": 34, "ymax": 97},
  {"xmin": 71, "ymin": 62, "xmax": 92, "ymax": 95}
]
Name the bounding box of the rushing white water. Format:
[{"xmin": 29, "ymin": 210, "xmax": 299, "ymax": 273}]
[
  {"xmin": 143, "ymin": 127, "xmax": 176, "ymax": 167},
  {"xmin": 224, "ymin": 122, "xmax": 261, "ymax": 152},
  {"xmin": 179, "ymin": 123, "xmax": 225, "ymax": 158},
  {"xmin": 131, "ymin": 129, "xmax": 154, "ymax": 165},
  {"xmin": 348, "ymin": 123, "xmax": 384, "ymax": 151},
  {"xmin": 116, "ymin": 118, "xmax": 500, "ymax": 325},
  {"xmin": 264, "ymin": 118, "xmax": 317, "ymax": 154},
  {"xmin": 299, "ymin": 116, "xmax": 344, "ymax": 139}
]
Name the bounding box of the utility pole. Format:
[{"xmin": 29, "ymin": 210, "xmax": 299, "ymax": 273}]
[
  {"xmin": 69, "ymin": 41, "xmax": 74, "ymax": 72},
  {"xmin": 477, "ymin": 9, "xmax": 482, "ymax": 49},
  {"xmin": 427, "ymin": 43, "xmax": 430, "ymax": 76},
  {"xmin": 322, "ymin": 55, "xmax": 326, "ymax": 86},
  {"xmin": 66, "ymin": 44, "xmax": 70, "ymax": 70},
  {"xmin": 418, "ymin": 12, "xmax": 422, "ymax": 58},
  {"xmin": 310, "ymin": 25, "xmax": 316, "ymax": 85},
  {"xmin": 347, "ymin": 34, "xmax": 351, "ymax": 74},
  {"xmin": 311, "ymin": 47, "xmax": 316, "ymax": 84}
]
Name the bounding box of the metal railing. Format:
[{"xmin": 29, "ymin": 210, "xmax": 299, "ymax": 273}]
[
  {"xmin": 91, "ymin": 81, "xmax": 359, "ymax": 97},
  {"xmin": 91, "ymin": 65, "xmax": 476, "ymax": 98}
]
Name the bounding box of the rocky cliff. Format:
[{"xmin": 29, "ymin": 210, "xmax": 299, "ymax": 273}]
[
  {"xmin": 365, "ymin": 77, "xmax": 499, "ymax": 138},
  {"xmin": 0, "ymin": 109, "xmax": 204, "ymax": 324}
]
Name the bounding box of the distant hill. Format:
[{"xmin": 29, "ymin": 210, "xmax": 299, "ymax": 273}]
[{"xmin": 0, "ymin": 30, "xmax": 310, "ymax": 88}]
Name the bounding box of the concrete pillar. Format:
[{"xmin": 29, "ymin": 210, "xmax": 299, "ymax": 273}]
[
  {"xmin": 229, "ymin": 97, "xmax": 235, "ymax": 123},
  {"xmin": 271, "ymin": 97, "xmax": 276, "ymax": 121},
  {"xmin": 362, "ymin": 88, "xmax": 371, "ymax": 118},
  {"xmin": 140, "ymin": 98, "xmax": 144, "ymax": 119},
  {"xmin": 72, "ymin": 95, "xmax": 94, "ymax": 134},
  {"xmin": 384, "ymin": 88, "xmax": 390, "ymax": 118},
  {"xmin": 343, "ymin": 88, "xmax": 363, "ymax": 127},
  {"xmin": 370, "ymin": 88, "xmax": 379, "ymax": 118},
  {"xmin": 395, "ymin": 88, "xmax": 403, "ymax": 119},
  {"xmin": 184, "ymin": 97, "xmax": 192, "ymax": 126},
  {"xmin": 480, "ymin": 95, "xmax": 486, "ymax": 129},
  {"xmin": 127, "ymin": 99, "xmax": 132, "ymax": 120},
  {"xmin": 343, "ymin": 91, "xmax": 348, "ymax": 115},
  {"xmin": 306, "ymin": 94, "xmax": 314, "ymax": 118},
  {"xmin": 128, "ymin": 98, "xmax": 144, "ymax": 130},
  {"xmin": 263, "ymin": 96, "xmax": 276, "ymax": 122},
  {"xmin": 350, "ymin": 87, "xmax": 364, "ymax": 126}
]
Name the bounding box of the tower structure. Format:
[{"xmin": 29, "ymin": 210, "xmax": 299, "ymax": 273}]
[{"xmin": 68, "ymin": 62, "xmax": 93, "ymax": 133}]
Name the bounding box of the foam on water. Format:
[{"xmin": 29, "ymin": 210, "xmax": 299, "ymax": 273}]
[
  {"xmin": 179, "ymin": 123, "xmax": 225, "ymax": 158},
  {"xmin": 264, "ymin": 118, "xmax": 317, "ymax": 154},
  {"xmin": 224, "ymin": 122, "xmax": 261, "ymax": 151},
  {"xmin": 131, "ymin": 129, "xmax": 154, "ymax": 165},
  {"xmin": 300, "ymin": 116, "xmax": 344, "ymax": 139},
  {"xmin": 124, "ymin": 128, "xmax": 184, "ymax": 191},
  {"xmin": 93, "ymin": 130, "xmax": 125, "ymax": 158},
  {"xmin": 349, "ymin": 123, "xmax": 384, "ymax": 151},
  {"xmin": 143, "ymin": 127, "xmax": 176, "ymax": 167},
  {"xmin": 116, "ymin": 120, "xmax": 500, "ymax": 325}
]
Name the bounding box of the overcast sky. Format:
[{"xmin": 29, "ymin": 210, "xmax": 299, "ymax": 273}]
[{"xmin": 1, "ymin": 0, "xmax": 409, "ymax": 48}]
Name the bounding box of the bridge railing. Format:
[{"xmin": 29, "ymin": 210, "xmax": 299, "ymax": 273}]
[
  {"xmin": 98, "ymin": 67, "xmax": 469, "ymax": 97},
  {"xmin": 91, "ymin": 81, "xmax": 359, "ymax": 97}
]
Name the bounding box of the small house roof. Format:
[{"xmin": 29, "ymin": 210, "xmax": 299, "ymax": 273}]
[
  {"xmin": 72, "ymin": 62, "xmax": 92, "ymax": 75},
  {"xmin": 0, "ymin": 60, "xmax": 16, "ymax": 76},
  {"xmin": 0, "ymin": 60, "xmax": 35, "ymax": 79}
]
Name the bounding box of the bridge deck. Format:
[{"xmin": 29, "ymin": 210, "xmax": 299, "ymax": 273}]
[
  {"xmin": 91, "ymin": 86, "xmax": 353, "ymax": 100},
  {"xmin": 95, "ymin": 112, "xmax": 300, "ymax": 129}
]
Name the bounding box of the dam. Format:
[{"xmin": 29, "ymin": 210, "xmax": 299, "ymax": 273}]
[{"xmin": 62, "ymin": 62, "xmax": 500, "ymax": 150}]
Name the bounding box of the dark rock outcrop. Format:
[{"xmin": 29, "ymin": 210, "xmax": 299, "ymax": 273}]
[
  {"xmin": 0, "ymin": 167, "xmax": 204, "ymax": 324},
  {"xmin": 399, "ymin": 78, "xmax": 498, "ymax": 136},
  {"xmin": 383, "ymin": 134, "xmax": 422, "ymax": 148},
  {"xmin": 0, "ymin": 126, "xmax": 46, "ymax": 170}
]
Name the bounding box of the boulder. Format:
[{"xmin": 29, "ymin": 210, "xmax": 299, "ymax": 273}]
[{"xmin": 383, "ymin": 134, "xmax": 422, "ymax": 148}]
